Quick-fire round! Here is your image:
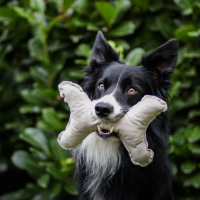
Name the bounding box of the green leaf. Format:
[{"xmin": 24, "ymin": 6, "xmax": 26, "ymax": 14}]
[
  {"xmin": 20, "ymin": 0, "xmax": 31, "ymax": 7},
  {"xmin": 174, "ymin": 24, "xmax": 195, "ymax": 42},
  {"xmin": 48, "ymin": 137, "xmax": 69, "ymax": 162},
  {"xmin": 86, "ymin": 23, "xmax": 99, "ymax": 31},
  {"xmin": 168, "ymin": 98, "xmax": 185, "ymax": 114},
  {"xmin": 30, "ymin": 0, "xmax": 45, "ymax": 12},
  {"xmin": 49, "ymin": 183, "xmax": 62, "ymax": 198},
  {"xmin": 19, "ymin": 128, "xmax": 49, "ymax": 153},
  {"xmin": 189, "ymin": 110, "xmax": 200, "ymax": 119},
  {"xmin": 42, "ymin": 89, "xmax": 59, "ymax": 102},
  {"xmin": 30, "ymin": 148, "xmax": 48, "ymax": 160},
  {"xmin": 183, "ymin": 178, "xmax": 192, "ymax": 187},
  {"xmin": 19, "ymin": 105, "xmax": 41, "ymax": 114},
  {"xmin": 173, "ymin": 0, "xmax": 193, "ymax": 15},
  {"xmin": 32, "ymin": 191, "xmax": 49, "ymax": 200},
  {"xmin": 108, "ymin": 21, "xmax": 135, "ymax": 37},
  {"xmin": 192, "ymin": 174, "xmax": 200, "ymax": 189},
  {"xmin": 76, "ymin": 44, "xmax": 91, "ymax": 58},
  {"xmin": 171, "ymin": 162, "xmax": 178, "ymax": 175},
  {"xmin": 149, "ymin": 2, "xmax": 164, "ymax": 12},
  {"xmin": 155, "ymin": 13, "xmax": 176, "ymax": 39},
  {"xmin": 0, "ymin": 7, "xmax": 15, "ymax": 20},
  {"xmin": 42, "ymin": 108, "xmax": 66, "ymax": 131},
  {"xmin": 171, "ymin": 128, "xmax": 185, "ymax": 145},
  {"xmin": 51, "ymin": 64, "xmax": 63, "ymax": 80},
  {"xmin": 184, "ymin": 47, "xmax": 200, "ymax": 58},
  {"xmin": 114, "ymin": 39, "xmax": 130, "ymax": 50},
  {"xmin": 11, "ymin": 150, "xmax": 42, "ymax": 178},
  {"xmin": 186, "ymin": 90, "xmax": 199, "ymax": 106},
  {"xmin": 188, "ymin": 144, "xmax": 200, "ymax": 154},
  {"xmin": 169, "ymin": 81, "xmax": 180, "ymax": 100},
  {"xmin": 113, "ymin": 0, "xmax": 131, "ymax": 22},
  {"xmin": 185, "ymin": 174, "xmax": 200, "ymax": 189},
  {"xmin": 73, "ymin": 0, "xmax": 88, "ymax": 14},
  {"xmin": 32, "ymin": 25, "xmax": 46, "ymax": 42},
  {"xmin": 180, "ymin": 161, "xmax": 197, "ymax": 174},
  {"xmin": 130, "ymin": 0, "xmax": 149, "ymax": 11},
  {"xmin": 188, "ymin": 29, "xmax": 200, "ymax": 37},
  {"xmin": 49, "ymin": 182, "xmax": 62, "ymax": 198},
  {"xmin": 60, "ymin": 158, "xmax": 74, "ymax": 167},
  {"xmin": 46, "ymin": 16, "xmax": 61, "ymax": 33},
  {"xmin": 177, "ymin": 48, "xmax": 185, "ymax": 65},
  {"xmin": 125, "ymin": 48, "xmax": 145, "ymax": 65},
  {"xmin": 36, "ymin": 174, "xmax": 50, "ymax": 188},
  {"xmin": 74, "ymin": 59, "xmax": 88, "ymax": 66},
  {"xmin": 50, "ymin": 52, "xmax": 67, "ymax": 80},
  {"xmin": 107, "ymin": 40, "xmax": 124, "ymax": 59},
  {"xmin": 40, "ymin": 159, "xmax": 74, "ymax": 180},
  {"xmin": 20, "ymin": 89, "xmax": 46, "ymax": 106},
  {"xmin": 13, "ymin": 7, "xmax": 37, "ymax": 24},
  {"xmin": 64, "ymin": 181, "xmax": 78, "ymax": 195},
  {"xmin": 0, "ymin": 29, "xmax": 8, "ymax": 43},
  {"xmin": 95, "ymin": 2, "xmax": 115, "ymax": 25},
  {"xmin": 42, "ymin": 162, "xmax": 64, "ymax": 180},
  {"xmin": 0, "ymin": 159, "xmax": 8, "ymax": 173},
  {"xmin": 68, "ymin": 69, "xmax": 84, "ymax": 78},
  {"xmin": 0, "ymin": 184, "xmax": 39, "ymax": 200},
  {"xmin": 28, "ymin": 38, "xmax": 45, "ymax": 63},
  {"xmin": 15, "ymin": 72, "xmax": 30, "ymax": 83},
  {"xmin": 170, "ymin": 144, "xmax": 188, "ymax": 156},
  {"xmin": 63, "ymin": 0, "xmax": 75, "ymax": 11},
  {"xmin": 186, "ymin": 126, "xmax": 200, "ymax": 143},
  {"xmin": 30, "ymin": 66, "xmax": 48, "ymax": 85},
  {"xmin": 72, "ymin": 18, "xmax": 87, "ymax": 27}
]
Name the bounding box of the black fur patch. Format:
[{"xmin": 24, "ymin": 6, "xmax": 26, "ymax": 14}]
[{"xmin": 77, "ymin": 31, "xmax": 178, "ymax": 200}]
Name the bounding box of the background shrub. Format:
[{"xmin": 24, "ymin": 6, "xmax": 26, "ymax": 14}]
[{"xmin": 0, "ymin": 0, "xmax": 200, "ymax": 199}]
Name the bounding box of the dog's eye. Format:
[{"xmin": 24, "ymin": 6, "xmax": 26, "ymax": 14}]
[
  {"xmin": 128, "ymin": 88, "xmax": 136, "ymax": 94},
  {"xmin": 98, "ymin": 83, "xmax": 104, "ymax": 90}
]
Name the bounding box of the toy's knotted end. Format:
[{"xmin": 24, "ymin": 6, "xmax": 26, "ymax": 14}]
[
  {"xmin": 129, "ymin": 148, "xmax": 154, "ymax": 167},
  {"xmin": 141, "ymin": 95, "xmax": 168, "ymax": 112},
  {"xmin": 58, "ymin": 81, "xmax": 84, "ymax": 98}
]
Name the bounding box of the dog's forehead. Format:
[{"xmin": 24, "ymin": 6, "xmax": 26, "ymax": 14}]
[{"xmin": 102, "ymin": 64, "xmax": 144, "ymax": 82}]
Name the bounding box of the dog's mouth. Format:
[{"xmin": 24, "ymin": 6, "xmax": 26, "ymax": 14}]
[{"xmin": 96, "ymin": 125, "xmax": 119, "ymax": 139}]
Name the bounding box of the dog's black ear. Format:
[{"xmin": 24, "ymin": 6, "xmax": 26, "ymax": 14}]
[
  {"xmin": 87, "ymin": 31, "xmax": 120, "ymax": 74},
  {"xmin": 142, "ymin": 39, "xmax": 178, "ymax": 88}
]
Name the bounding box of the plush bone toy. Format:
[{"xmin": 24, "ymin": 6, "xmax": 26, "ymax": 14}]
[{"xmin": 57, "ymin": 81, "xmax": 167, "ymax": 167}]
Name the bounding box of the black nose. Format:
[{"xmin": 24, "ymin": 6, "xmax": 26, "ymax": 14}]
[{"xmin": 95, "ymin": 102, "xmax": 113, "ymax": 118}]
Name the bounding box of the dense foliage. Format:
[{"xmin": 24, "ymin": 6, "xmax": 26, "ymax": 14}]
[{"xmin": 0, "ymin": 0, "xmax": 200, "ymax": 199}]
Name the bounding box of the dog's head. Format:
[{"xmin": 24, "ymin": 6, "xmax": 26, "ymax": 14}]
[{"xmin": 83, "ymin": 31, "xmax": 178, "ymax": 139}]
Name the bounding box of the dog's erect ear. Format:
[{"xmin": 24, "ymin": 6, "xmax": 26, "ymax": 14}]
[
  {"xmin": 83, "ymin": 31, "xmax": 120, "ymax": 99},
  {"xmin": 142, "ymin": 39, "xmax": 178, "ymax": 87},
  {"xmin": 90, "ymin": 31, "xmax": 120, "ymax": 68}
]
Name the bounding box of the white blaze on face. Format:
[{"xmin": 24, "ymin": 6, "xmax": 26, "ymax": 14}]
[
  {"xmin": 91, "ymin": 68, "xmax": 126, "ymax": 121},
  {"xmin": 91, "ymin": 94, "xmax": 122, "ymax": 120}
]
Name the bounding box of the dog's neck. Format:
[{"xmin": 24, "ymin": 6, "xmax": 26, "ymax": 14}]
[{"xmin": 74, "ymin": 132, "xmax": 122, "ymax": 199}]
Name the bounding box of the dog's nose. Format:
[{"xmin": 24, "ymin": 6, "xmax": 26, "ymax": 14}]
[{"xmin": 95, "ymin": 102, "xmax": 113, "ymax": 118}]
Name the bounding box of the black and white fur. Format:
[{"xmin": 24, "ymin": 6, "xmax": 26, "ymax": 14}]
[{"xmin": 74, "ymin": 31, "xmax": 178, "ymax": 200}]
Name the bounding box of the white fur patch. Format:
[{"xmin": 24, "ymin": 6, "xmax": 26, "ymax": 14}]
[
  {"xmin": 74, "ymin": 132, "xmax": 122, "ymax": 199},
  {"xmin": 91, "ymin": 94, "xmax": 122, "ymax": 121}
]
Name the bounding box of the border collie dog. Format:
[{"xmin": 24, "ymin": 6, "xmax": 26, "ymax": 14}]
[{"xmin": 74, "ymin": 31, "xmax": 178, "ymax": 200}]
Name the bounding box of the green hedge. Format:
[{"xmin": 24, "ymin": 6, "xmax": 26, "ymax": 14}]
[{"xmin": 0, "ymin": 0, "xmax": 200, "ymax": 199}]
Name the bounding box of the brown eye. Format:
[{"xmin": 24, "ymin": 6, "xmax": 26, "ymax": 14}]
[
  {"xmin": 98, "ymin": 83, "xmax": 104, "ymax": 90},
  {"xmin": 128, "ymin": 88, "xmax": 136, "ymax": 94}
]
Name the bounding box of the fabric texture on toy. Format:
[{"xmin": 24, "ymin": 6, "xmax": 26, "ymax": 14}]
[
  {"xmin": 57, "ymin": 81, "xmax": 167, "ymax": 167},
  {"xmin": 57, "ymin": 81, "xmax": 101, "ymax": 150}
]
